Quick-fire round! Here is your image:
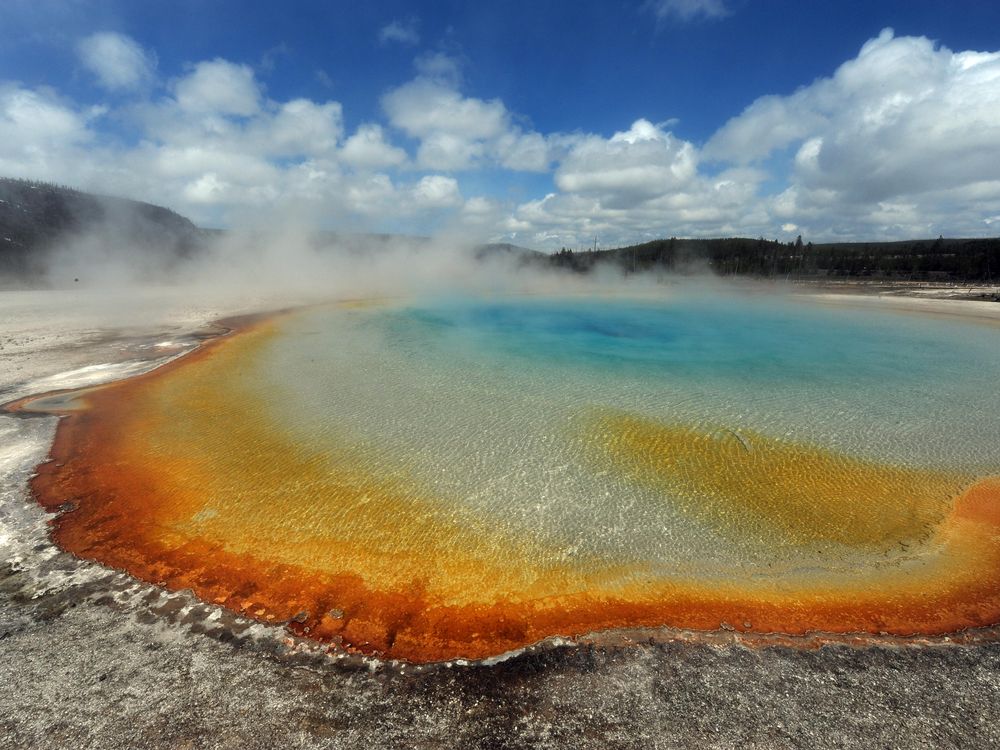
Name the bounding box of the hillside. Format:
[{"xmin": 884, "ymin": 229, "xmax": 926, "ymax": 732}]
[{"xmin": 0, "ymin": 177, "xmax": 205, "ymax": 279}]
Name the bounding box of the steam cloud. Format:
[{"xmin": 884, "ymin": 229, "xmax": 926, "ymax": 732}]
[{"xmin": 36, "ymin": 208, "xmax": 670, "ymax": 307}]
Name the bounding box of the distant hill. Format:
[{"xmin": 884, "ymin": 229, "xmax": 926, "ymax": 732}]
[
  {"xmin": 548, "ymin": 236, "xmax": 1000, "ymax": 283},
  {"xmin": 0, "ymin": 177, "xmax": 205, "ymax": 279}
]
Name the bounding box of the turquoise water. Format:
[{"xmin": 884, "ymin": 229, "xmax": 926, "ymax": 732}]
[
  {"xmin": 367, "ymin": 293, "xmax": 1000, "ymax": 464},
  {"xmin": 389, "ymin": 294, "xmax": 992, "ymax": 387},
  {"xmin": 240, "ymin": 291, "xmax": 1000, "ymax": 574}
]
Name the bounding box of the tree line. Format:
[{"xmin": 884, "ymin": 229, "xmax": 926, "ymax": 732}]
[{"xmin": 547, "ymin": 235, "xmax": 999, "ymax": 281}]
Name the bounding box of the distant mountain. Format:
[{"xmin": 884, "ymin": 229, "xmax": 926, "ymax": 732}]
[{"xmin": 0, "ymin": 177, "xmax": 205, "ymax": 279}]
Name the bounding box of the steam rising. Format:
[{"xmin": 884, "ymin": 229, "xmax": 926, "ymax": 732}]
[{"xmin": 35, "ymin": 207, "xmax": 674, "ymax": 306}]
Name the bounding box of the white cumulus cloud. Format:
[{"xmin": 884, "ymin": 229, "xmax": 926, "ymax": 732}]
[
  {"xmin": 341, "ymin": 124, "xmax": 407, "ymax": 170},
  {"xmin": 249, "ymin": 99, "xmax": 343, "ymax": 157},
  {"xmin": 382, "ymin": 61, "xmax": 551, "ymax": 172},
  {"xmin": 0, "ymin": 84, "xmax": 96, "ymax": 182},
  {"xmin": 555, "ymin": 119, "xmax": 698, "ymax": 206},
  {"xmin": 5, "ymin": 29, "xmax": 1000, "ymax": 246},
  {"xmin": 705, "ymin": 28, "xmax": 1000, "ymax": 237},
  {"xmin": 174, "ymin": 59, "xmax": 262, "ymax": 116},
  {"xmin": 384, "ymin": 78, "xmax": 508, "ymax": 142},
  {"xmin": 411, "ymin": 174, "xmax": 462, "ymax": 208},
  {"xmin": 78, "ymin": 31, "xmax": 156, "ymax": 91}
]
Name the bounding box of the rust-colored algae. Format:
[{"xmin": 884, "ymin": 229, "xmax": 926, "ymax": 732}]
[{"xmin": 20, "ymin": 311, "xmax": 1000, "ymax": 663}]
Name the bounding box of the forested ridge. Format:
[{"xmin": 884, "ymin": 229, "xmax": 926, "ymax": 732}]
[{"xmin": 548, "ymin": 235, "xmax": 1000, "ymax": 282}]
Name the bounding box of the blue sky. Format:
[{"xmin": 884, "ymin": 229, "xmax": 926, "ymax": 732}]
[{"xmin": 2, "ymin": 0, "xmax": 1000, "ymax": 247}]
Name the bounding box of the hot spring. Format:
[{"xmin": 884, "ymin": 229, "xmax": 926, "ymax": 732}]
[{"xmin": 25, "ymin": 291, "xmax": 1000, "ymax": 662}]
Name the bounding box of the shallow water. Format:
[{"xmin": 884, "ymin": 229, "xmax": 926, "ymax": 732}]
[
  {"xmin": 28, "ymin": 290, "xmax": 1000, "ymax": 661},
  {"xmin": 250, "ymin": 293, "xmax": 999, "ymax": 556}
]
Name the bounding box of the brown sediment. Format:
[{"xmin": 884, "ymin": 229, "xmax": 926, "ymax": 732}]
[{"xmin": 14, "ymin": 306, "xmax": 1000, "ymax": 664}]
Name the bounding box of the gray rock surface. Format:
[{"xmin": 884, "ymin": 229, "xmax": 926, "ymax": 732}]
[{"xmin": 2, "ymin": 577, "xmax": 1000, "ymax": 749}]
